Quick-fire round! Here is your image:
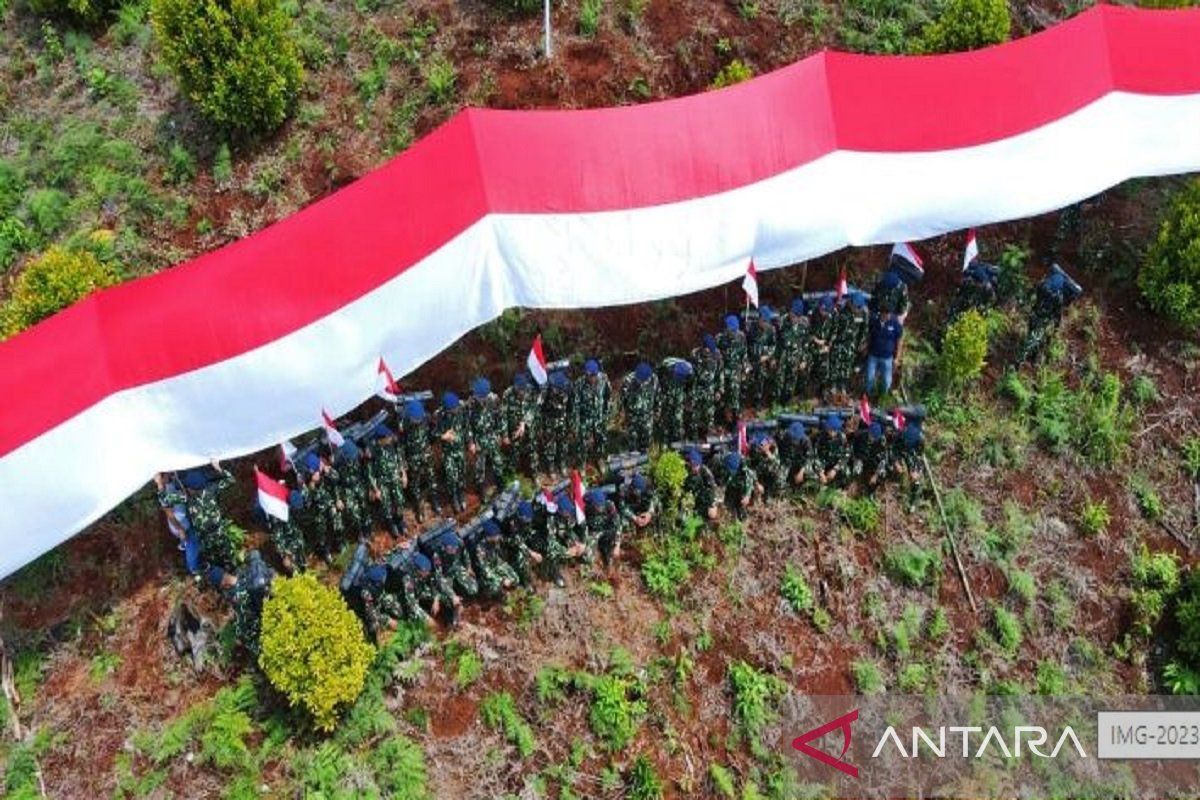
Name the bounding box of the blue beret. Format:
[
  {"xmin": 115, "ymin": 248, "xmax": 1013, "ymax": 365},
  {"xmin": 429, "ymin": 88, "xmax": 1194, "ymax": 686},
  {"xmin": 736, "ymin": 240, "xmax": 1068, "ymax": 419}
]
[
  {"xmin": 723, "ymin": 452, "xmax": 742, "ymax": 473},
  {"xmin": 584, "ymin": 359, "xmax": 599, "ymax": 375},
  {"xmin": 1044, "ymin": 272, "xmax": 1065, "ymax": 293},
  {"xmin": 288, "ymin": 489, "xmax": 305, "ymax": 509},
  {"xmin": 635, "ymin": 362, "xmax": 653, "ymax": 382},
  {"xmin": 372, "ymin": 423, "xmax": 395, "ymax": 440},
  {"xmin": 471, "ymin": 377, "xmax": 491, "ymax": 398},
  {"xmin": 881, "ymin": 270, "xmax": 902, "ymax": 289},
  {"xmin": 631, "ymin": 473, "xmax": 648, "ymax": 492},
  {"xmin": 751, "ymin": 432, "xmax": 768, "ymax": 447},
  {"xmin": 514, "ymin": 372, "xmax": 532, "ymax": 389},
  {"xmin": 820, "ymin": 295, "xmax": 834, "ymax": 311},
  {"xmin": 205, "ymin": 565, "xmax": 227, "ymax": 588},
  {"xmin": 441, "ymin": 532, "xmax": 462, "ymax": 552},
  {"xmin": 824, "ymin": 413, "xmax": 843, "ymax": 432},
  {"xmin": 482, "ymin": 518, "xmax": 502, "ymax": 538},
  {"xmin": 702, "ymin": 333, "xmax": 718, "ymax": 352},
  {"xmin": 868, "ymin": 422, "xmax": 883, "ymax": 439},
  {"xmin": 554, "ymin": 492, "xmax": 574, "ymax": 516},
  {"xmin": 786, "ymin": 421, "xmax": 807, "ymax": 441},
  {"xmin": 760, "ymin": 305, "xmax": 776, "ymax": 322},
  {"xmin": 791, "ymin": 298, "xmax": 806, "ymax": 315},
  {"xmin": 411, "ymin": 552, "xmax": 432, "ymax": 573},
  {"xmin": 303, "ymin": 453, "xmax": 321, "ymax": 473},
  {"xmin": 517, "ymin": 501, "xmax": 534, "ymax": 521},
  {"xmin": 405, "ymin": 400, "xmax": 425, "ymax": 421},
  {"xmin": 851, "ymin": 291, "xmax": 867, "ymax": 308},
  {"xmin": 724, "ymin": 314, "xmax": 740, "ymax": 332},
  {"xmin": 586, "ymin": 489, "xmax": 607, "ymax": 507},
  {"xmin": 181, "ymin": 468, "xmax": 209, "ymax": 491},
  {"xmin": 549, "ymin": 370, "xmax": 569, "ymax": 389},
  {"xmin": 364, "ymin": 564, "xmax": 388, "ymax": 590},
  {"xmin": 685, "ymin": 448, "xmax": 702, "ymax": 466},
  {"xmin": 672, "ymin": 361, "xmax": 693, "ymax": 381},
  {"xmin": 442, "ymin": 391, "xmax": 460, "ymax": 410},
  {"xmin": 339, "ymin": 440, "xmax": 360, "ymax": 461},
  {"xmin": 903, "ymin": 424, "xmax": 923, "ymax": 446}
]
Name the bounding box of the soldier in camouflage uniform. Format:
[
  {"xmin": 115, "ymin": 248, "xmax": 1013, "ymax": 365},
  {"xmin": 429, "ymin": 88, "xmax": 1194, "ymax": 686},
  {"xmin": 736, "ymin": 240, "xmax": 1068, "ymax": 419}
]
[
  {"xmin": 409, "ymin": 551, "xmax": 461, "ymax": 627},
  {"xmin": 353, "ymin": 563, "xmax": 406, "ymax": 643},
  {"xmin": 541, "ymin": 371, "xmax": 574, "ymax": 475},
  {"xmin": 554, "ymin": 492, "xmax": 591, "ymax": 562},
  {"xmin": 502, "ymin": 501, "xmax": 544, "ymax": 587},
  {"xmin": 946, "ymin": 261, "xmax": 999, "ymax": 328},
  {"xmin": 716, "ymin": 315, "xmax": 747, "ymax": 424},
  {"xmin": 436, "ymin": 392, "xmax": 470, "ymax": 512},
  {"xmin": 401, "ymin": 400, "xmax": 438, "ymax": 520},
  {"xmin": 426, "ymin": 525, "xmax": 479, "ymax": 598},
  {"xmin": 748, "ymin": 432, "xmax": 785, "ymax": 501},
  {"xmin": 779, "ymin": 422, "xmax": 817, "ymax": 489},
  {"xmin": 818, "ymin": 413, "xmax": 850, "ymax": 486},
  {"xmin": 365, "ymin": 424, "xmax": 407, "ymax": 537},
  {"xmin": 383, "ymin": 545, "xmax": 434, "ymax": 626},
  {"xmin": 468, "ymin": 377, "xmax": 506, "ymax": 494},
  {"xmin": 618, "ymin": 472, "xmax": 658, "ymax": 531},
  {"xmin": 304, "ymin": 454, "xmax": 343, "ymax": 561},
  {"xmin": 532, "ymin": 495, "xmax": 569, "ymax": 587},
  {"xmin": 657, "ymin": 359, "xmax": 692, "ymax": 446},
  {"xmin": 854, "ymin": 421, "xmax": 890, "ymax": 490},
  {"xmin": 808, "ymin": 297, "xmax": 835, "ymax": 399},
  {"xmin": 830, "ymin": 293, "xmax": 869, "ymax": 399},
  {"xmin": 870, "ymin": 269, "xmax": 909, "ymax": 319},
  {"xmin": 683, "ymin": 448, "xmax": 719, "ymax": 521},
  {"xmin": 720, "ymin": 451, "xmax": 757, "ymax": 520},
  {"xmin": 469, "ymin": 519, "xmax": 520, "ymax": 598},
  {"xmin": 335, "ymin": 440, "xmax": 373, "ymax": 538},
  {"xmin": 208, "ymin": 550, "xmax": 273, "ymax": 657},
  {"xmin": 1020, "ymin": 271, "xmax": 1076, "ymax": 363},
  {"xmin": 574, "ymin": 360, "xmax": 612, "ymax": 464},
  {"xmin": 775, "ymin": 299, "xmax": 810, "ymax": 405},
  {"xmin": 503, "ymin": 373, "xmax": 541, "ymax": 476},
  {"xmin": 746, "ymin": 306, "xmax": 778, "ymax": 407},
  {"xmin": 183, "ymin": 461, "xmax": 238, "ymax": 572},
  {"xmin": 156, "ymin": 472, "xmax": 200, "ymax": 574},
  {"xmin": 689, "ymin": 335, "xmax": 722, "ymax": 439},
  {"xmin": 267, "ymin": 489, "xmax": 308, "ymax": 574},
  {"xmin": 621, "ymin": 362, "xmax": 658, "ymax": 452},
  {"xmin": 893, "ymin": 422, "xmax": 926, "ymax": 509},
  {"xmin": 585, "ymin": 489, "xmax": 623, "ymax": 569}
]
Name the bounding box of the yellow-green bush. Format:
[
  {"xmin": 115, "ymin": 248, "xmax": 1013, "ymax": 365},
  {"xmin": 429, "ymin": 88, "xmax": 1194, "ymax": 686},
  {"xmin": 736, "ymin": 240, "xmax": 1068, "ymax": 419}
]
[
  {"xmin": 1140, "ymin": 179, "xmax": 1200, "ymax": 332},
  {"xmin": 710, "ymin": 60, "xmax": 753, "ymax": 89},
  {"xmin": 918, "ymin": 0, "xmax": 1010, "ymax": 54},
  {"xmin": 150, "ymin": 0, "xmax": 303, "ymax": 136},
  {"xmin": 650, "ymin": 449, "xmax": 687, "ymax": 515},
  {"xmin": 28, "ymin": 0, "xmax": 117, "ymax": 25},
  {"xmin": 1, "ymin": 246, "xmax": 119, "ymax": 338},
  {"xmin": 938, "ymin": 309, "xmax": 989, "ymax": 389},
  {"xmin": 259, "ymin": 574, "xmax": 375, "ymax": 732}
]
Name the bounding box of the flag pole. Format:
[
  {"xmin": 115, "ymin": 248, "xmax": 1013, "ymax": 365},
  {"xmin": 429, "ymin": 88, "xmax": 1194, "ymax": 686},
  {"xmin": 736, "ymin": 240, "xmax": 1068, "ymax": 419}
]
[{"xmin": 544, "ymin": 0, "xmax": 552, "ymax": 58}]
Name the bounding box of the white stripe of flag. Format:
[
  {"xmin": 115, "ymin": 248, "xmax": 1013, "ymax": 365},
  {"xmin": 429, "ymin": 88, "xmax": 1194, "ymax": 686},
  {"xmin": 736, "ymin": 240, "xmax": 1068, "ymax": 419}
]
[
  {"xmin": 742, "ymin": 259, "xmax": 759, "ymax": 308},
  {"xmin": 321, "ymin": 409, "xmax": 345, "ymax": 447},
  {"xmin": 527, "ymin": 334, "xmax": 548, "ymax": 386},
  {"xmin": 377, "ymin": 357, "xmax": 401, "ymax": 402},
  {"xmin": 963, "ymin": 230, "xmax": 979, "ymax": 271},
  {"xmin": 255, "ymin": 467, "xmax": 289, "ymax": 522},
  {"xmin": 891, "ymin": 241, "xmax": 924, "ymax": 271}
]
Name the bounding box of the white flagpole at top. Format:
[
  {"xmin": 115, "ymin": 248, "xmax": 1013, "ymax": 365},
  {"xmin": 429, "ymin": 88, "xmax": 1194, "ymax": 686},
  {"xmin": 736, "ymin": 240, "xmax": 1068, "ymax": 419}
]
[{"xmin": 544, "ymin": 0, "xmax": 552, "ymax": 58}]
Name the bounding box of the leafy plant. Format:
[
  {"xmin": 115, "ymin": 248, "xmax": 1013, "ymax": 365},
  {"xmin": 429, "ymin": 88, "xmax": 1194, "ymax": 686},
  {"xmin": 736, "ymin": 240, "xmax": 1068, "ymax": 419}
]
[
  {"xmin": 424, "ymin": 54, "xmax": 458, "ymax": 105},
  {"xmin": 369, "ymin": 735, "xmax": 429, "ymax": 798},
  {"xmin": 927, "ymin": 606, "xmax": 950, "ymax": 641},
  {"xmin": 1181, "ymin": 436, "xmax": 1200, "ymax": 480},
  {"xmin": 150, "ymin": 0, "xmax": 304, "ymax": 135},
  {"xmin": 1128, "ymin": 374, "xmax": 1160, "ymax": 407},
  {"xmin": 650, "ymin": 450, "xmax": 687, "ymax": 515},
  {"xmin": 1131, "ymin": 477, "xmax": 1165, "ymax": 522},
  {"xmin": 917, "ymin": 0, "xmax": 1010, "ymax": 54},
  {"xmin": 883, "ymin": 544, "xmax": 941, "ymax": 588},
  {"xmin": 780, "ymin": 564, "xmax": 814, "ymax": 615},
  {"xmin": 481, "ymin": 692, "xmax": 536, "ymax": 758},
  {"xmin": 710, "ymin": 763, "xmax": 737, "ymax": 798},
  {"xmin": 1005, "ymin": 567, "xmax": 1037, "ymax": 606},
  {"xmin": 992, "ymin": 606, "xmax": 1022, "ymax": 656},
  {"xmin": 578, "ymin": 0, "xmax": 602, "ymax": 36},
  {"xmin": 589, "ymin": 675, "xmax": 647, "ymax": 750},
  {"xmin": 2, "ymin": 246, "xmax": 120, "ymax": 338},
  {"xmin": 728, "ymin": 661, "xmax": 784, "ymax": 737},
  {"xmin": 1035, "ymin": 661, "xmax": 1069, "ymax": 695},
  {"xmin": 29, "ymin": 0, "xmax": 117, "ymax": 25},
  {"xmin": 939, "ymin": 309, "xmax": 989, "ymax": 389},
  {"xmin": 627, "ymin": 755, "xmax": 664, "ymax": 800},
  {"xmin": 710, "ymin": 59, "xmax": 753, "ymax": 89},
  {"xmin": 1175, "ymin": 568, "xmax": 1200, "ymax": 666},
  {"xmin": 851, "ymin": 660, "xmax": 884, "ymax": 694},
  {"xmin": 258, "ymin": 573, "xmax": 375, "ymax": 731},
  {"xmin": 1078, "ymin": 497, "xmax": 1111, "ymax": 537},
  {"xmin": 898, "ymin": 662, "xmax": 930, "ymax": 693},
  {"xmin": 1140, "ymin": 179, "xmax": 1200, "ymax": 332},
  {"xmin": 837, "ymin": 494, "xmax": 881, "ymax": 535}
]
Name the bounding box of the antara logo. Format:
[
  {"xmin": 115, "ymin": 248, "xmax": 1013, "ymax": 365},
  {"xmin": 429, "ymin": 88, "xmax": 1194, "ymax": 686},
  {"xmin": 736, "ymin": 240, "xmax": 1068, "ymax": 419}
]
[{"xmin": 792, "ymin": 709, "xmax": 860, "ymax": 778}]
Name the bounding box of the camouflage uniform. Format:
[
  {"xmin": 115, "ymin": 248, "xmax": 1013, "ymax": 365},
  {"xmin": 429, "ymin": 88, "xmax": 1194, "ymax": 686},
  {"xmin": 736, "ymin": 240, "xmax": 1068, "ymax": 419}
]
[
  {"xmin": 1021, "ymin": 275, "xmax": 1069, "ymax": 363},
  {"xmin": 721, "ymin": 454, "xmax": 757, "ymax": 520},
  {"xmin": 746, "ymin": 310, "xmax": 778, "ymax": 407},
  {"xmin": 894, "ymin": 424, "xmax": 925, "ymax": 508},
  {"xmin": 585, "ymin": 492, "xmax": 623, "ymax": 568},
  {"xmin": 818, "ymin": 417, "xmax": 850, "ymax": 486},
  {"xmin": 503, "ymin": 376, "xmax": 541, "ymax": 475},
  {"xmin": 618, "ymin": 474, "xmax": 658, "ymax": 529},
  {"xmin": 267, "ymin": 490, "xmax": 308, "ymax": 573},
  {"xmin": 469, "ymin": 381, "xmax": 506, "ymax": 492},
  {"xmin": 716, "ymin": 319, "xmax": 748, "ymax": 422},
  {"xmin": 749, "ymin": 435, "xmax": 785, "ymax": 500},
  {"xmin": 367, "ymin": 432, "xmax": 407, "ymax": 534},
  {"xmin": 427, "ymin": 530, "xmax": 478, "ymax": 598},
  {"xmin": 682, "ymin": 455, "xmax": 718, "ymax": 518},
  {"xmin": 435, "ymin": 394, "xmax": 470, "ymax": 512},
  {"xmin": 689, "ymin": 339, "xmax": 722, "ymax": 439},
  {"xmin": 574, "ymin": 363, "xmax": 612, "ymax": 464},
  {"xmin": 532, "ymin": 501, "xmax": 569, "ymax": 586},
  {"xmin": 833, "ymin": 297, "xmax": 869, "ymax": 396},
  {"xmin": 855, "ymin": 423, "xmax": 890, "ymax": 489},
  {"xmin": 469, "ymin": 522, "xmax": 520, "ymax": 598},
  {"xmin": 946, "ymin": 264, "xmax": 998, "ymax": 325},
  {"xmin": 217, "ymin": 551, "xmax": 272, "ymax": 657},
  {"xmin": 335, "ymin": 444, "xmax": 373, "ymax": 538},
  {"xmin": 401, "ymin": 403, "xmax": 437, "ymax": 519},
  {"xmin": 775, "ymin": 303, "xmax": 810, "ymax": 404},
  {"xmin": 620, "ymin": 364, "xmax": 659, "ymax": 452},
  {"xmin": 779, "ymin": 424, "xmax": 818, "ymax": 488},
  {"xmin": 307, "ymin": 462, "xmax": 345, "ymax": 559},
  {"xmin": 657, "ymin": 360, "xmax": 692, "ymax": 446},
  {"xmin": 356, "ymin": 567, "xmax": 405, "ymax": 643},
  {"xmin": 541, "ymin": 372, "xmax": 575, "ymax": 474},
  {"xmin": 871, "ymin": 270, "xmax": 910, "ymax": 318},
  {"xmin": 407, "ymin": 552, "xmax": 459, "ymax": 625},
  {"xmin": 808, "ymin": 301, "xmax": 835, "ymax": 397},
  {"xmin": 187, "ymin": 468, "xmax": 238, "ymax": 571},
  {"xmin": 501, "ymin": 506, "xmax": 542, "ymax": 587}
]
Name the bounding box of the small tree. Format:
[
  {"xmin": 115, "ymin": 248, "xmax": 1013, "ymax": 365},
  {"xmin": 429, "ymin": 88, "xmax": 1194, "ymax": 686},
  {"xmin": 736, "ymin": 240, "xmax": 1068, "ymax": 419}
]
[
  {"xmin": 1140, "ymin": 179, "xmax": 1200, "ymax": 332},
  {"xmin": 650, "ymin": 450, "xmax": 687, "ymax": 517},
  {"xmin": 1, "ymin": 246, "xmax": 119, "ymax": 338},
  {"xmin": 259, "ymin": 574, "xmax": 374, "ymax": 732},
  {"xmin": 938, "ymin": 309, "xmax": 989, "ymax": 390},
  {"xmin": 918, "ymin": 0, "xmax": 1011, "ymax": 54},
  {"xmin": 150, "ymin": 0, "xmax": 303, "ymax": 136}
]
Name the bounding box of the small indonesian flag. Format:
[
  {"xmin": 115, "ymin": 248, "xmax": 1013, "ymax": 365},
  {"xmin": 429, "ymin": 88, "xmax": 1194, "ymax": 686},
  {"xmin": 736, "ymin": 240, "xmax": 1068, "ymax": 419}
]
[
  {"xmin": 571, "ymin": 470, "xmax": 586, "ymax": 524},
  {"xmin": 279, "ymin": 439, "xmax": 297, "ymax": 472},
  {"xmin": 255, "ymin": 467, "xmax": 289, "ymax": 522},
  {"xmin": 538, "ymin": 488, "xmax": 558, "ymax": 514},
  {"xmin": 737, "ymin": 420, "xmax": 749, "ymax": 456},
  {"xmin": 835, "ymin": 268, "xmax": 848, "ymax": 300},
  {"xmin": 321, "ymin": 409, "xmax": 345, "ymax": 447},
  {"xmin": 742, "ymin": 259, "xmax": 760, "ymax": 308},
  {"xmin": 891, "ymin": 241, "xmax": 924, "ymax": 272},
  {"xmin": 377, "ymin": 357, "xmax": 401, "ymax": 402},
  {"xmin": 891, "ymin": 408, "xmax": 907, "ymax": 431},
  {"xmin": 527, "ymin": 335, "xmax": 549, "ymax": 387},
  {"xmin": 859, "ymin": 395, "xmax": 872, "ymax": 425},
  {"xmin": 963, "ymin": 229, "xmax": 979, "ymax": 271}
]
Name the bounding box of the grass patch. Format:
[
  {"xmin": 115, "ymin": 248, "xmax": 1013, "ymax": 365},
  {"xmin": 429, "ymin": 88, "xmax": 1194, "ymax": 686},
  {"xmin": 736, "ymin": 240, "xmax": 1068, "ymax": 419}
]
[
  {"xmin": 480, "ymin": 692, "xmax": 536, "ymax": 758},
  {"xmin": 883, "ymin": 544, "xmax": 942, "ymax": 588}
]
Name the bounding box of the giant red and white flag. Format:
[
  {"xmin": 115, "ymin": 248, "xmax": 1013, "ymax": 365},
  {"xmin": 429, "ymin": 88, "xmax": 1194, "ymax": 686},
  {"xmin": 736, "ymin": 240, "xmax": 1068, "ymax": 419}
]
[
  {"xmin": 571, "ymin": 470, "xmax": 586, "ymax": 524},
  {"xmin": 891, "ymin": 242, "xmax": 924, "ymax": 272},
  {"xmin": 963, "ymin": 230, "xmax": 979, "ymax": 271},
  {"xmin": 3, "ymin": 6, "xmax": 1200, "ymax": 578},
  {"xmin": 255, "ymin": 467, "xmax": 290, "ymax": 522},
  {"xmin": 377, "ymin": 357, "xmax": 401, "ymax": 402},
  {"xmin": 321, "ymin": 409, "xmax": 345, "ymax": 447},
  {"xmin": 527, "ymin": 335, "xmax": 549, "ymax": 386},
  {"xmin": 742, "ymin": 260, "xmax": 760, "ymax": 308}
]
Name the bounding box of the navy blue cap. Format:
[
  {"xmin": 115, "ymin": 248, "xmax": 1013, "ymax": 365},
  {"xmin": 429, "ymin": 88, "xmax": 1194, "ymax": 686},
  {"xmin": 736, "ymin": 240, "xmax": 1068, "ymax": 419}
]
[
  {"xmin": 702, "ymin": 333, "xmax": 718, "ymax": 352},
  {"xmin": 686, "ymin": 448, "xmax": 702, "ymax": 466},
  {"xmin": 442, "ymin": 391, "xmax": 460, "ymax": 410},
  {"xmin": 584, "ymin": 359, "xmax": 600, "ymax": 375},
  {"xmin": 786, "ymin": 421, "xmax": 807, "ymax": 440},
  {"xmin": 723, "ymin": 452, "xmax": 742, "ymax": 472},
  {"xmin": 471, "ymin": 377, "xmax": 491, "ymax": 398},
  {"xmin": 411, "ymin": 552, "xmax": 432, "ymax": 573},
  {"xmin": 635, "ymin": 362, "xmax": 653, "ymax": 382},
  {"xmin": 405, "ymin": 400, "xmax": 425, "ymax": 421},
  {"xmin": 791, "ymin": 298, "xmax": 806, "ymax": 315},
  {"xmin": 549, "ymin": 370, "xmax": 569, "ymax": 389},
  {"xmin": 724, "ymin": 314, "xmax": 740, "ymax": 332},
  {"xmin": 517, "ymin": 501, "xmax": 534, "ymax": 521},
  {"xmin": 824, "ymin": 413, "xmax": 842, "ymax": 432}
]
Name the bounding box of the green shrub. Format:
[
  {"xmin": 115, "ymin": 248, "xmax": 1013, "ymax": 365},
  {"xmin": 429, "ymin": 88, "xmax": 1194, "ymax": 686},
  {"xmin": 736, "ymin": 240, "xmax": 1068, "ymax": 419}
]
[
  {"xmin": 578, "ymin": 0, "xmax": 602, "ymax": 36},
  {"xmin": 258, "ymin": 573, "xmax": 375, "ymax": 731},
  {"xmin": 165, "ymin": 142, "xmax": 197, "ymax": 184},
  {"xmin": 997, "ymin": 244, "xmax": 1031, "ymax": 301},
  {"xmin": 1132, "ymin": 477, "xmax": 1165, "ymax": 521},
  {"xmin": 589, "ymin": 675, "xmax": 646, "ymax": 750},
  {"xmin": 938, "ymin": 309, "xmax": 989, "ymax": 389},
  {"xmin": 1141, "ymin": 179, "xmax": 1200, "ymax": 331},
  {"xmin": 1078, "ymin": 497, "xmax": 1111, "ymax": 537},
  {"xmin": 851, "ymin": 659, "xmax": 884, "ymax": 694},
  {"xmin": 150, "ymin": 0, "xmax": 303, "ymax": 135},
  {"xmin": 370, "ymin": 735, "xmax": 428, "ymax": 798},
  {"xmin": 0, "ymin": 217, "xmax": 31, "ymax": 270},
  {"xmin": 424, "ymin": 54, "xmax": 457, "ymax": 105},
  {"xmin": 1074, "ymin": 372, "xmax": 1133, "ymax": 466},
  {"xmin": 710, "ymin": 763, "xmax": 737, "ymax": 798},
  {"xmin": 1129, "ymin": 374, "xmax": 1160, "ymax": 407},
  {"xmin": 837, "ymin": 0, "xmax": 932, "ymax": 54},
  {"xmin": 1, "ymin": 246, "xmax": 119, "ymax": 338},
  {"xmin": 780, "ymin": 564, "xmax": 814, "ymax": 615},
  {"xmin": 28, "ymin": 0, "xmax": 117, "ymax": 25},
  {"xmin": 481, "ymin": 692, "xmax": 536, "ymax": 758},
  {"xmin": 992, "ymin": 606, "xmax": 1022, "ymax": 656},
  {"xmin": 710, "ymin": 59, "xmax": 753, "ymax": 89},
  {"xmin": 27, "ymin": 188, "xmax": 71, "ymax": 237},
  {"xmin": 839, "ymin": 495, "xmax": 881, "ymax": 534},
  {"xmin": 898, "ymin": 662, "xmax": 930, "ymax": 693},
  {"xmin": 1181, "ymin": 436, "xmax": 1200, "ymax": 480},
  {"xmin": 1163, "ymin": 661, "xmax": 1200, "ymax": 695},
  {"xmin": 1129, "ymin": 544, "xmax": 1180, "ymax": 639},
  {"xmin": 918, "ymin": 0, "xmax": 1010, "ymax": 54},
  {"xmin": 883, "ymin": 544, "xmax": 941, "ymax": 588},
  {"xmin": 1035, "ymin": 661, "xmax": 1069, "ymax": 695},
  {"xmin": 627, "ymin": 755, "xmax": 664, "ymax": 800},
  {"xmin": 728, "ymin": 661, "xmax": 784, "ymax": 736},
  {"xmin": 927, "ymin": 607, "xmax": 950, "ymax": 641},
  {"xmin": 651, "ymin": 450, "xmax": 687, "ymax": 515},
  {"xmin": 1176, "ymin": 569, "xmax": 1200, "ymax": 666},
  {"xmin": 1005, "ymin": 567, "xmax": 1037, "ymax": 606}
]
